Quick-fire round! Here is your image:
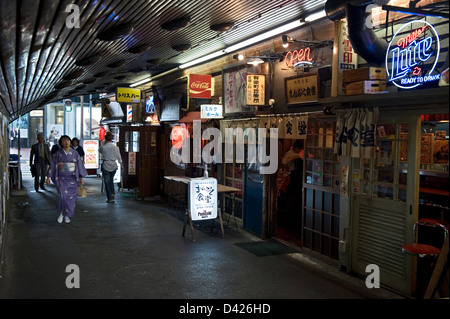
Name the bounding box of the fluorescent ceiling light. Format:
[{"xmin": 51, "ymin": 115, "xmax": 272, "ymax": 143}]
[
  {"xmin": 179, "ymin": 50, "xmax": 226, "ymax": 69},
  {"xmin": 305, "ymin": 10, "xmax": 326, "ymax": 22},
  {"xmin": 130, "ymin": 77, "xmax": 152, "ymax": 87},
  {"xmin": 225, "ymin": 20, "xmax": 304, "ymax": 53}
]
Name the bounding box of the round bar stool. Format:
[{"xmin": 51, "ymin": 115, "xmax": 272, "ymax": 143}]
[
  {"xmin": 402, "ymin": 219, "xmax": 448, "ymax": 297},
  {"xmin": 402, "ymin": 219, "xmax": 448, "ymax": 257}
]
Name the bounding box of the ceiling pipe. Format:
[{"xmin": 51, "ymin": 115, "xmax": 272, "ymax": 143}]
[{"xmin": 325, "ymin": 0, "xmax": 390, "ymax": 65}]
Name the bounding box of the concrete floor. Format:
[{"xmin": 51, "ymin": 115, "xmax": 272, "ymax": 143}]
[{"xmin": 0, "ymin": 171, "xmax": 404, "ymax": 300}]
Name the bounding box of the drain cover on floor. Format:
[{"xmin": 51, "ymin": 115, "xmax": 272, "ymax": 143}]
[{"xmin": 114, "ymin": 263, "xmax": 174, "ymax": 282}]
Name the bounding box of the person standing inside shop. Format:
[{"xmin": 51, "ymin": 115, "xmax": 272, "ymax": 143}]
[
  {"xmin": 99, "ymin": 131, "xmax": 123, "ymax": 203},
  {"xmin": 281, "ymin": 140, "xmax": 305, "ymax": 232},
  {"xmin": 30, "ymin": 133, "xmax": 52, "ymax": 192},
  {"xmin": 46, "ymin": 135, "xmax": 87, "ymax": 224}
]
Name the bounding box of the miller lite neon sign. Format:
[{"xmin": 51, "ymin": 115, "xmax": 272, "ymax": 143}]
[{"xmin": 386, "ymin": 20, "xmax": 440, "ymax": 89}]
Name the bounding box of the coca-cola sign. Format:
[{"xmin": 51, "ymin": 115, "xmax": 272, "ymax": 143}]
[
  {"xmin": 189, "ymin": 74, "xmax": 212, "ymax": 98},
  {"xmin": 386, "ymin": 20, "xmax": 441, "ymax": 89}
]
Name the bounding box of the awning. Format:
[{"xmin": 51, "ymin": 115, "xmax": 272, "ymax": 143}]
[{"xmin": 178, "ymin": 112, "xmax": 209, "ymax": 123}]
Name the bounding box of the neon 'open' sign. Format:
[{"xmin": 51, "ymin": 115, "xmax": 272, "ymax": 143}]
[{"xmin": 386, "ymin": 20, "xmax": 440, "ymax": 89}]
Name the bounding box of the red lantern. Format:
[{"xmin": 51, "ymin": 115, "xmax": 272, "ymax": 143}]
[{"xmin": 171, "ymin": 125, "xmax": 186, "ymax": 149}]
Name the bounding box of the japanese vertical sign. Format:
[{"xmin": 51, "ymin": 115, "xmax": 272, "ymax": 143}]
[
  {"xmin": 189, "ymin": 178, "xmax": 218, "ymax": 221},
  {"xmin": 246, "ymin": 74, "xmax": 265, "ymax": 105},
  {"xmin": 285, "ymin": 75, "xmax": 318, "ymax": 104},
  {"xmin": 338, "ymin": 20, "xmax": 358, "ymax": 95},
  {"xmin": 128, "ymin": 152, "xmax": 136, "ymax": 175},
  {"xmin": 224, "ymin": 68, "xmax": 248, "ymax": 113}
]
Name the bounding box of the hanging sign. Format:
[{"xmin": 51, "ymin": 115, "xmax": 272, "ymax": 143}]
[
  {"xmin": 189, "ymin": 178, "xmax": 218, "ymax": 221},
  {"xmin": 116, "ymin": 87, "xmax": 141, "ymax": 103},
  {"xmin": 201, "ymin": 104, "xmax": 223, "ymax": 119},
  {"xmin": 386, "ymin": 20, "xmax": 441, "ymax": 89},
  {"xmin": 246, "ymin": 74, "xmax": 265, "ymax": 105},
  {"xmin": 189, "ymin": 74, "xmax": 212, "ymax": 99}
]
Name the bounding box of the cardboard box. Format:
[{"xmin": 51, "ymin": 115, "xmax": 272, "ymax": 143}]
[
  {"xmin": 345, "ymin": 80, "xmax": 386, "ymax": 95},
  {"xmin": 343, "ymin": 67, "xmax": 386, "ymax": 83}
]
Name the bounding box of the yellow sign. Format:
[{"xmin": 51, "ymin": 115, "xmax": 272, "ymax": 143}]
[{"xmin": 116, "ymin": 87, "xmax": 141, "ymax": 103}]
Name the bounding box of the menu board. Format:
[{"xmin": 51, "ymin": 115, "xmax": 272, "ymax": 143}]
[{"xmin": 188, "ymin": 178, "xmax": 218, "ymax": 221}]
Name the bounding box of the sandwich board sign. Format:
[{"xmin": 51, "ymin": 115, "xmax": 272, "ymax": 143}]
[{"xmin": 188, "ymin": 178, "xmax": 218, "ymax": 221}]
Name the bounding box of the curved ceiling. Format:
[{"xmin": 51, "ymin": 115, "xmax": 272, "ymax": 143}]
[{"xmin": 0, "ymin": 0, "xmax": 327, "ymax": 121}]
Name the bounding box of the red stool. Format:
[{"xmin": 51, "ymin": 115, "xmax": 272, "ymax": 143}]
[{"xmin": 402, "ymin": 219, "xmax": 448, "ymax": 297}]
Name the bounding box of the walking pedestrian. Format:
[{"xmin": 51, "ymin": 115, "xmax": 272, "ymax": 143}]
[
  {"xmin": 46, "ymin": 135, "xmax": 87, "ymax": 224},
  {"xmin": 71, "ymin": 137, "xmax": 85, "ymax": 158},
  {"xmin": 30, "ymin": 133, "xmax": 52, "ymax": 192},
  {"xmin": 99, "ymin": 131, "xmax": 123, "ymax": 203}
]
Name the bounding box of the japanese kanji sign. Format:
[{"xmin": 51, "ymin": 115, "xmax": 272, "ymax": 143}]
[
  {"xmin": 285, "ymin": 75, "xmax": 318, "ymax": 104},
  {"xmin": 246, "ymin": 74, "xmax": 265, "ymax": 106},
  {"xmin": 189, "ymin": 178, "xmax": 218, "ymax": 221}
]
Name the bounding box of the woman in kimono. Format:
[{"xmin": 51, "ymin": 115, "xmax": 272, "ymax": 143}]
[{"xmin": 46, "ymin": 135, "xmax": 87, "ymax": 224}]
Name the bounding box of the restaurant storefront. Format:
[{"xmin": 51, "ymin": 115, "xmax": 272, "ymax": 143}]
[{"xmin": 130, "ymin": 0, "xmax": 449, "ymax": 297}]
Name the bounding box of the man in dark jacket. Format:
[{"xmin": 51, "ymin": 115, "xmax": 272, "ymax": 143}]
[{"xmin": 30, "ymin": 133, "xmax": 52, "ymax": 191}]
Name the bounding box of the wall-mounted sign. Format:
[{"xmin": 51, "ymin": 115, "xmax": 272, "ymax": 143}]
[
  {"xmin": 128, "ymin": 152, "xmax": 136, "ymax": 175},
  {"xmin": 386, "ymin": 20, "xmax": 440, "ymax": 89},
  {"xmin": 285, "ymin": 75, "xmax": 318, "ymax": 104},
  {"xmin": 285, "ymin": 48, "xmax": 313, "ymax": 68},
  {"xmin": 246, "ymin": 74, "xmax": 265, "ymax": 105},
  {"xmin": 201, "ymin": 104, "xmax": 223, "ymax": 119},
  {"xmin": 189, "ymin": 74, "xmax": 212, "ymax": 99},
  {"xmin": 189, "ymin": 178, "xmax": 218, "ymax": 221},
  {"xmin": 338, "ymin": 20, "xmax": 358, "ymax": 96},
  {"xmin": 30, "ymin": 110, "xmax": 44, "ymax": 117},
  {"xmin": 160, "ymin": 96, "xmax": 180, "ymax": 122},
  {"xmin": 116, "ymin": 87, "xmax": 141, "ymax": 103}
]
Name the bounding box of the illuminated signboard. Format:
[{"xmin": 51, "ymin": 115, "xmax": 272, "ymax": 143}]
[
  {"xmin": 116, "ymin": 87, "xmax": 141, "ymax": 103},
  {"xmin": 285, "ymin": 48, "xmax": 313, "ymax": 68},
  {"xmin": 386, "ymin": 20, "xmax": 440, "ymax": 89}
]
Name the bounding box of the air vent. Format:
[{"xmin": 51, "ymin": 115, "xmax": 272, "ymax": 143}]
[
  {"xmin": 210, "ymin": 22, "xmax": 234, "ymax": 32},
  {"xmin": 146, "ymin": 58, "xmax": 161, "ymax": 65},
  {"xmin": 161, "ymin": 17, "xmax": 190, "ymax": 31},
  {"xmin": 128, "ymin": 43, "xmax": 151, "ymax": 54},
  {"xmin": 82, "ymin": 78, "xmax": 96, "ymax": 84},
  {"xmin": 62, "ymin": 69, "xmax": 84, "ymax": 80},
  {"xmin": 97, "ymin": 23, "xmax": 134, "ymax": 41},
  {"xmin": 75, "ymin": 54, "xmax": 102, "ymax": 66},
  {"xmin": 93, "ymin": 71, "xmax": 109, "ymax": 78},
  {"xmin": 54, "ymin": 81, "xmax": 72, "ymax": 89},
  {"xmin": 107, "ymin": 60, "xmax": 127, "ymax": 68},
  {"xmin": 172, "ymin": 43, "xmax": 191, "ymax": 52}
]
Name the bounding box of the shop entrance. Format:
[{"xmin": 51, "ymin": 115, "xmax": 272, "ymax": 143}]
[
  {"xmin": 351, "ymin": 114, "xmax": 420, "ymax": 296},
  {"xmin": 274, "ymin": 139, "xmax": 304, "ymax": 247}
]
